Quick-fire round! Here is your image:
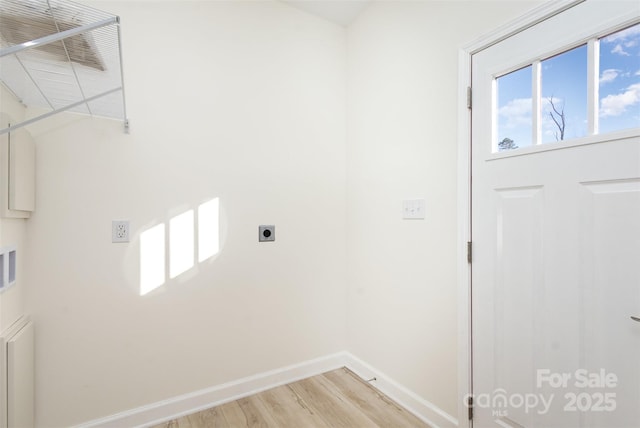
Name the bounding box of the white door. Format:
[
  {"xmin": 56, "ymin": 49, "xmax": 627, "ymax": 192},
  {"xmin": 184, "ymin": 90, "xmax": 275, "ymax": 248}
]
[{"xmin": 471, "ymin": 1, "xmax": 640, "ymax": 427}]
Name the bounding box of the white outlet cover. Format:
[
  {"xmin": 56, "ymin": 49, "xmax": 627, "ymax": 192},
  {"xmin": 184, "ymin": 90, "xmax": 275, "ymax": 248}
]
[
  {"xmin": 112, "ymin": 220, "xmax": 130, "ymax": 243},
  {"xmin": 402, "ymin": 199, "xmax": 425, "ymax": 219}
]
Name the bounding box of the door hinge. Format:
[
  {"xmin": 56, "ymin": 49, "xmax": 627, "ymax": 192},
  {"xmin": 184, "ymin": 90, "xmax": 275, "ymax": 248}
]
[
  {"xmin": 466, "ymin": 86, "xmax": 472, "ymax": 109},
  {"xmin": 468, "ymin": 395, "xmax": 474, "ymax": 420},
  {"xmin": 467, "ymin": 241, "xmax": 472, "ymax": 263}
]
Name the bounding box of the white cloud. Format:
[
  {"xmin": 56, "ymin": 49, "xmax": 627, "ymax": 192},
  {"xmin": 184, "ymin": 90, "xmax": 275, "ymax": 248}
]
[
  {"xmin": 600, "ymin": 69, "xmax": 620, "ymax": 84},
  {"xmin": 603, "ymin": 25, "xmax": 640, "ymax": 43},
  {"xmin": 611, "ymin": 44, "xmax": 630, "ymax": 56},
  {"xmin": 600, "ymin": 83, "xmax": 640, "ymax": 118},
  {"xmin": 498, "ymin": 98, "xmax": 531, "ymax": 128},
  {"xmin": 635, "ymin": 70, "xmax": 640, "ymax": 76}
]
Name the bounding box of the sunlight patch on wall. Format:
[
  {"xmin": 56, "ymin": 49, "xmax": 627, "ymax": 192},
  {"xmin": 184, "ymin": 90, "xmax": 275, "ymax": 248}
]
[
  {"xmin": 139, "ymin": 198, "xmax": 221, "ymax": 296},
  {"xmin": 198, "ymin": 198, "xmax": 220, "ymax": 262},
  {"xmin": 169, "ymin": 210, "xmax": 195, "ymax": 279},
  {"xmin": 140, "ymin": 224, "xmax": 165, "ymax": 296}
]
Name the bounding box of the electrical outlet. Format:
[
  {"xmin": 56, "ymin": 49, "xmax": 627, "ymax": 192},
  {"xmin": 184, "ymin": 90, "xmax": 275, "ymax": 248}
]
[
  {"xmin": 259, "ymin": 225, "xmax": 275, "ymax": 242},
  {"xmin": 112, "ymin": 220, "xmax": 130, "ymax": 243}
]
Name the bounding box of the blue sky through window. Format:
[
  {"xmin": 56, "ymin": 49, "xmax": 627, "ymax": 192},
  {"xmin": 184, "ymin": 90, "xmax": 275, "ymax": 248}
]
[
  {"xmin": 541, "ymin": 45, "xmax": 587, "ymax": 143},
  {"xmin": 497, "ymin": 66, "xmax": 532, "ymax": 150},
  {"xmin": 599, "ymin": 23, "xmax": 640, "ymax": 133},
  {"xmin": 496, "ymin": 23, "xmax": 640, "ymax": 152}
]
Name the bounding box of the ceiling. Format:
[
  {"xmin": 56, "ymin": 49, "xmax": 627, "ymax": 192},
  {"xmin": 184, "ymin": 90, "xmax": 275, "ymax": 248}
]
[
  {"xmin": 0, "ymin": 0, "xmax": 369, "ymax": 135},
  {"xmin": 281, "ymin": 0, "xmax": 371, "ymax": 27}
]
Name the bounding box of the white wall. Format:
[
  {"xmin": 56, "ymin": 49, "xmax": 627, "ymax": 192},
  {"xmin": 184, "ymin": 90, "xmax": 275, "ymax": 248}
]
[
  {"xmin": 8, "ymin": 0, "xmax": 554, "ymax": 425},
  {"xmin": 0, "ymin": 87, "xmax": 28, "ymax": 333},
  {"xmin": 346, "ymin": 0, "xmax": 542, "ymax": 418},
  {"xmin": 24, "ymin": 1, "xmax": 347, "ymax": 426}
]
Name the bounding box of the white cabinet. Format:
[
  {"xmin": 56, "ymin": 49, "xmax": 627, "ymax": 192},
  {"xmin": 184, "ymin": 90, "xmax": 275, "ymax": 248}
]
[
  {"xmin": 0, "ymin": 114, "xmax": 35, "ymax": 219},
  {"xmin": 0, "ymin": 317, "xmax": 34, "ymax": 428}
]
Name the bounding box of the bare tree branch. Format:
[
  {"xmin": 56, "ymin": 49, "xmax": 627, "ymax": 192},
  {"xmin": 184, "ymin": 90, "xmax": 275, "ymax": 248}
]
[{"xmin": 548, "ymin": 96, "xmax": 566, "ymax": 141}]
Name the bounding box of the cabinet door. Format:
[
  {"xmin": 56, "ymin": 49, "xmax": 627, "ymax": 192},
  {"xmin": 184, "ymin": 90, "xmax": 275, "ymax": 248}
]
[
  {"xmin": 7, "ymin": 321, "xmax": 34, "ymax": 428},
  {"xmin": 8, "ymin": 128, "xmax": 35, "ymax": 213},
  {"xmin": 0, "ymin": 113, "xmax": 35, "ymax": 219}
]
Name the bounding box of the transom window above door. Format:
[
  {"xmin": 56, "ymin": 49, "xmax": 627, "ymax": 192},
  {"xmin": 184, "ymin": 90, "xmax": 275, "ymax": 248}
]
[{"xmin": 495, "ymin": 22, "xmax": 640, "ymax": 152}]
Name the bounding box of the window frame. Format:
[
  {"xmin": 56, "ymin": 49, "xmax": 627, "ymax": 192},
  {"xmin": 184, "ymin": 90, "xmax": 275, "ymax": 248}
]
[{"xmin": 491, "ymin": 20, "xmax": 640, "ymax": 156}]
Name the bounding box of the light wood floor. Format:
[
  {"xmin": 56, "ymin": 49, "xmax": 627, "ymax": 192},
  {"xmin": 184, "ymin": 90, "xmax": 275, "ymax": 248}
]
[{"xmin": 152, "ymin": 367, "xmax": 430, "ymax": 428}]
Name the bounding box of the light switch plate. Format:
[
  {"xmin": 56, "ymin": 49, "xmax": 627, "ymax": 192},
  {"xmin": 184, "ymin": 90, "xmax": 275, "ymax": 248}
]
[{"xmin": 403, "ymin": 199, "xmax": 425, "ymax": 219}]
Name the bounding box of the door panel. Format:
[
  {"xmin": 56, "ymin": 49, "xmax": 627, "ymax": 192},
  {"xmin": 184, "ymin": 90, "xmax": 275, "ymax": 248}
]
[
  {"xmin": 494, "ymin": 186, "xmax": 544, "ymax": 427},
  {"xmin": 580, "ymin": 179, "xmax": 640, "ymax": 427},
  {"xmin": 471, "ymin": 2, "xmax": 640, "ymax": 427}
]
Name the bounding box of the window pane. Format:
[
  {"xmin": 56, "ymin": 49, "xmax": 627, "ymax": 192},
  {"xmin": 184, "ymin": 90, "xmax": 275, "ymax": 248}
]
[
  {"xmin": 599, "ymin": 23, "xmax": 640, "ymax": 134},
  {"xmin": 496, "ymin": 66, "xmax": 532, "ymax": 152},
  {"xmin": 541, "ymin": 45, "xmax": 587, "ymax": 143}
]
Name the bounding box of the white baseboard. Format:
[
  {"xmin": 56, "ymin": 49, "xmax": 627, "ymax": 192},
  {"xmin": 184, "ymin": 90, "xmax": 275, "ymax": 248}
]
[
  {"xmin": 344, "ymin": 353, "xmax": 458, "ymax": 428},
  {"xmin": 76, "ymin": 351, "xmax": 458, "ymax": 428},
  {"xmin": 75, "ymin": 352, "xmax": 348, "ymax": 428}
]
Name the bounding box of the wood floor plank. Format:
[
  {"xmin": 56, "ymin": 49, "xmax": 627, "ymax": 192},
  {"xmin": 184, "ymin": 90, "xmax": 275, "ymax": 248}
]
[
  {"xmin": 256, "ymin": 384, "xmax": 331, "ymax": 428},
  {"xmin": 288, "ymin": 375, "xmax": 378, "ymax": 427},
  {"xmin": 183, "ymin": 405, "xmax": 230, "ymax": 428},
  {"xmin": 218, "ymin": 400, "xmax": 251, "ymax": 427},
  {"xmin": 153, "ymin": 368, "xmax": 431, "ymax": 428},
  {"xmin": 152, "ymin": 420, "xmax": 175, "ymax": 428},
  {"xmin": 235, "ymin": 394, "xmax": 280, "ymax": 427},
  {"xmin": 323, "ymin": 368, "xmax": 429, "ymax": 427}
]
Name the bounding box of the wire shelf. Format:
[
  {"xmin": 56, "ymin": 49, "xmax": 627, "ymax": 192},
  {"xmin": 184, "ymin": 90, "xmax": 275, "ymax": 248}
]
[{"xmin": 0, "ymin": 0, "xmax": 127, "ymax": 134}]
